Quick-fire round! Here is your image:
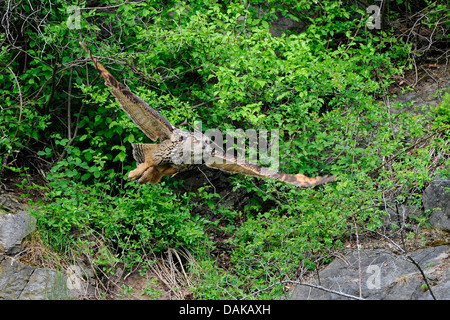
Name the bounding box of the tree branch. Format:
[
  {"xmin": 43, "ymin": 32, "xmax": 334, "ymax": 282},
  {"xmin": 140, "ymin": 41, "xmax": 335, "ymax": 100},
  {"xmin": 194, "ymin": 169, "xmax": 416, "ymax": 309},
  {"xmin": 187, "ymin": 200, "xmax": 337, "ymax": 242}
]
[
  {"xmin": 240, "ymin": 280, "xmax": 365, "ymax": 300},
  {"xmin": 367, "ymin": 229, "xmax": 437, "ymax": 300},
  {"xmin": 1, "ymin": 65, "xmax": 24, "ymax": 174}
]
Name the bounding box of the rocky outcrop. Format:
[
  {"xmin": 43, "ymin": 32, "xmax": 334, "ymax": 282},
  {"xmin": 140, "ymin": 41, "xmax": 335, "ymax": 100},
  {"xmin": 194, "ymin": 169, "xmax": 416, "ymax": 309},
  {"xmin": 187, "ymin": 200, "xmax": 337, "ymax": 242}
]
[
  {"xmin": 391, "ymin": 71, "xmax": 450, "ymax": 113},
  {"xmin": 0, "ymin": 254, "xmax": 77, "ymax": 299},
  {"xmin": 269, "ymin": 11, "xmax": 306, "ymax": 37},
  {"xmin": 384, "ymin": 70, "xmax": 450, "ymax": 233},
  {"xmin": 423, "ymin": 174, "xmax": 450, "ymax": 231},
  {"xmin": 291, "ymin": 245, "xmax": 450, "ymax": 300},
  {"xmin": 0, "ymin": 194, "xmax": 36, "ymax": 256},
  {"xmin": 0, "ymin": 194, "xmax": 36, "ymax": 255},
  {"xmin": 0, "ymin": 193, "xmax": 96, "ymax": 300},
  {"xmin": 292, "ymin": 161, "xmax": 450, "ymax": 300},
  {"xmin": 383, "ymin": 174, "xmax": 450, "ymax": 232}
]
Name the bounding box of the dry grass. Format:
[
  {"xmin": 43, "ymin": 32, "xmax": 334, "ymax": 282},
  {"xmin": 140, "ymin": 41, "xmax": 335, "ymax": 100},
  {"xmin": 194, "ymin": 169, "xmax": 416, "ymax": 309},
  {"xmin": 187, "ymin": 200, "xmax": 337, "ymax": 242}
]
[
  {"xmin": 148, "ymin": 247, "xmax": 196, "ymax": 300},
  {"xmin": 19, "ymin": 230, "xmax": 67, "ymax": 270}
]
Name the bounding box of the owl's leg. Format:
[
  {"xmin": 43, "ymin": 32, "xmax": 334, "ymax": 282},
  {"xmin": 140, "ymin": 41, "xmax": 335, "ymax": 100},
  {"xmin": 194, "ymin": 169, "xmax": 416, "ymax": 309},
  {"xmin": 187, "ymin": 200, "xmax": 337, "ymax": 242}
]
[
  {"xmin": 135, "ymin": 166, "xmax": 155, "ymax": 184},
  {"xmin": 137, "ymin": 165, "xmax": 178, "ymax": 185},
  {"xmin": 161, "ymin": 166, "xmax": 178, "ymax": 176},
  {"xmin": 148, "ymin": 167, "xmax": 164, "ymax": 184},
  {"xmin": 128, "ymin": 143, "xmax": 161, "ymax": 181},
  {"xmin": 129, "ymin": 163, "xmax": 153, "ymax": 182}
]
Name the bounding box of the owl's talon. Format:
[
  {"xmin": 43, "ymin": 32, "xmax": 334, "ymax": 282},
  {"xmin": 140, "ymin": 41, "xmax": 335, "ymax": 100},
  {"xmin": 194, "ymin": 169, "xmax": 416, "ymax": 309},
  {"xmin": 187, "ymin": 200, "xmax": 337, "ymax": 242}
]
[
  {"xmin": 137, "ymin": 167, "xmax": 156, "ymax": 184},
  {"xmin": 128, "ymin": 163, "xmax": 150, "ymax": 181}
]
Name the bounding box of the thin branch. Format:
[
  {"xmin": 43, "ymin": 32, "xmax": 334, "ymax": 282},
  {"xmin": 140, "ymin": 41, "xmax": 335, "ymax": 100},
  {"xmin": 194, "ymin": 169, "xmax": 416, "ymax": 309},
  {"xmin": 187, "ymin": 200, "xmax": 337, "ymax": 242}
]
[
  {"xmin": 6, "ymin": 65, "xmax": 23, "ymax": 146},
  {"xmin": 197, "ymin": 167, "xmax": 216, "ymax": 194},
  {"xmin": 369, "ymin": 127, "xmax": 449, "ymax": 175},
  {"xmin": 240, "ymin": 280, "xmax": 365, "ymax": 300},
  {"xmin": 56, "ymin": 101, "xmax": 85, "ymax": 163},
  {"xmin": 44, "ymin": 62, "xmax": 58, "ymax": 113},
  {"xmin": 78, "ymin": 0, "xmax": 145, "ymax": 11},
  {"xmin": 352, "ymin": 215, "xmax": 363, "ymax": 299},
  {"xmin": 367, "ymin": 229, "xmax": 437, "ymax": 300},
  {"xmin": 191, "ymin": 97, "xmax": 220, "ymax": 109},
  {"xmin": 67, "ymin": 66, "xmax": 73, "ymax": 141},
  {"xmin": 1, "ymin": 65, "xmax": 23, "ymax": 174}
]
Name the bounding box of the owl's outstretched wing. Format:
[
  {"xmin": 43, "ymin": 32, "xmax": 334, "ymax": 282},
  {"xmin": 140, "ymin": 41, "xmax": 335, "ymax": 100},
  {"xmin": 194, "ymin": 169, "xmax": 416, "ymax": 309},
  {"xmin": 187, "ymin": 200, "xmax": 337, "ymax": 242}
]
[
  {"xmin": 80, "ymin": 42, "xmax": 174, "ymax": 142},
  {"xmin": 205, "ymin": 153, "xmax": 336, "ymax": 188}
]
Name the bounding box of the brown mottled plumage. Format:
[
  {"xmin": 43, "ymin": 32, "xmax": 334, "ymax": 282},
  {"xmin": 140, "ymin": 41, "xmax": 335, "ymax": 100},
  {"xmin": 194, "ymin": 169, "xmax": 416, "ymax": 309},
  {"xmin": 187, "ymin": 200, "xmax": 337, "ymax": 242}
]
[{"xmin": 80, "ymin": 42, "xmax": 336, "ymax": 187}]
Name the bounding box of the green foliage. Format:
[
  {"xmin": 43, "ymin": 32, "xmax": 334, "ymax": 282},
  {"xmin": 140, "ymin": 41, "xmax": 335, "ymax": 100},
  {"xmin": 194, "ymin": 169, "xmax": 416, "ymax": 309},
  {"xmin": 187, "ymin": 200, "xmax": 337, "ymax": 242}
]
[
  {"xmin": 32, "ymin": 175, "xmax": 211, "ymax": 272},
  {"xmin": 2, "ymin": 0, "xmax": 449, "ymax": 299},
  {"xmin": 431, "ymin": 91, "xmax": 450, "ymax": 129}
]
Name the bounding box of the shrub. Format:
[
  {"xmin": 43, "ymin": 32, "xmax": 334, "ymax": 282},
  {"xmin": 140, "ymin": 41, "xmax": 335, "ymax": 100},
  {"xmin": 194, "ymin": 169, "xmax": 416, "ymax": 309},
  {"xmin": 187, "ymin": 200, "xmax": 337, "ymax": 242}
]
[{"xmin": 32, "ymin": 175, "xmax": 212, "ymax": 272}]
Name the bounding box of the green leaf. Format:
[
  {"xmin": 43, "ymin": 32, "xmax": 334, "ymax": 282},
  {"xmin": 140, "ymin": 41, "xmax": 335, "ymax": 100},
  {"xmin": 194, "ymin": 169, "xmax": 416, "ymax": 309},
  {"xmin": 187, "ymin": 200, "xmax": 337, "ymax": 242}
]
[
  {"xmin": 115, "ymin": 151, "xmax": 127, "ymax": 162},
  {"xmin": 127, "ymin": 134, "xmax": 135, "ymax": 144},
  {"xmin": 84, "ymin": 151, "xmax": 93, "ymax": 161},
  {"xmin": 207, "ymin": 199, "xmax": 215, "ymax": 210}
]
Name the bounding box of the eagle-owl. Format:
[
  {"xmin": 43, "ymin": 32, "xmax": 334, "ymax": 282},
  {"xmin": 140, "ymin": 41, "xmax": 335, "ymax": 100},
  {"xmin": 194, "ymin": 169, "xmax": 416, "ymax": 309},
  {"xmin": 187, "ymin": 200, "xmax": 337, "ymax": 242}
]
[{"xmin": 80, "ymin": 42, "xmax": 336, "ymax": 188}]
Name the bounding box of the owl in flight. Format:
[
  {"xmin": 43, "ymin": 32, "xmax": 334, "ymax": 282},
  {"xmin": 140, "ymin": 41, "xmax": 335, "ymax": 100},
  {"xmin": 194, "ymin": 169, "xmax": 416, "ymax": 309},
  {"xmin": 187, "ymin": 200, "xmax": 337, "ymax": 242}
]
[{"xmin": 80, "ymin": 42, "xmax": 336, "ymax": 187}]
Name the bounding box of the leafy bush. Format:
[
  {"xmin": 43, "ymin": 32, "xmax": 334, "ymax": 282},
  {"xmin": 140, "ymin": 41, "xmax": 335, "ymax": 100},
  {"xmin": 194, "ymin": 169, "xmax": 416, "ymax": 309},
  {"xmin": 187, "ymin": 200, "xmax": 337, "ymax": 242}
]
[{"xmin": 33, "ymin": 175, "xmax": 211, "ymax": 272}]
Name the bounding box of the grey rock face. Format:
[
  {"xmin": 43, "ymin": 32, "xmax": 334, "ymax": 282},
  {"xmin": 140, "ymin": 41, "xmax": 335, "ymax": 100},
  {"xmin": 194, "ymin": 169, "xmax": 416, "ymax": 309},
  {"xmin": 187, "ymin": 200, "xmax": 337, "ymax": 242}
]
[
  {"xmin": 0, "ymin": 210, "xmax": 36, "ymax": 255},
  {"xmin": 0, "ymin": 193, "xmax": 93, "ymax": 300},
  {"xmin": 0, "ymin": 254, "xmax": 35, "ymax": 299},
  {"xmin": 0, "ymin": 254, "xmax": 77, "ymax": 300},
  {"xmin": 0, "ymin": 194, "xmax": 36, "ymax": 255},
  {"xmin": 291, "ymin": 245, "xmax": 450, "ymax": 300},
  {"xmin": 423, "ymin": 175, "xmax": 450, "ymax": 231}
]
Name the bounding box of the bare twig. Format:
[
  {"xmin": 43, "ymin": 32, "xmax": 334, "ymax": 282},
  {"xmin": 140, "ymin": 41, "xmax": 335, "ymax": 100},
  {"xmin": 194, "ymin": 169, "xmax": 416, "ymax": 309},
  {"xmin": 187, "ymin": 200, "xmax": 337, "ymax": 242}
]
[
  {"xmin": 1, "ymin": 65, "xmax": 23, "ymax": 174},
  {"xmin": 197, "ymin": 167, "xmax": 216, "ymax": 194},
  {"xmin": 369, "ymin": 127, "xmax": 449, "ymax": 175},
  {"xmin": 352, "ymin": 215, "xmax": 363, "ymax": 298},
  {"xmin": 367, "ymin": 229, "xmax": 437, "ymax": 300},
  {"xmin": 148, "ymin": 247, "xmax": 194, "ymax": 300},
  {"xmin": 240, "ymin": 280, "xmax": 365, "ymax": 300},
  {"xmin": 6, "ymin": 65, "xmax": 23, "ymax": 144},
  {"xmin": 191, "ymin": 97, "xmax": 220, "ymax": 109},
  {"xmin": 78, "ymin": 0, "xmax": 145, "ymax": 11},
  {"xmin": 67, "ymin": 66, "xmax": 73, "ymax": 141},
  {"xmin": 56, "ymin": 100, "xmax": 85, "ymax": 163}
]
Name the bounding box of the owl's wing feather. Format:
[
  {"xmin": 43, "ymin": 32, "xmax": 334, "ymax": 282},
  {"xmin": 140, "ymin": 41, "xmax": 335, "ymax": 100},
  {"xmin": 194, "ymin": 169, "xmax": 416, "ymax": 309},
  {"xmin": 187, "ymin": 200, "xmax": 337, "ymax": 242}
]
[
  {"xmin": 80, "ymin": 42, "xmax": 174, "ymax": 142},
  {"xmin": 206, "ymin": 153, "xmax": 336, "ymax": 188}
]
